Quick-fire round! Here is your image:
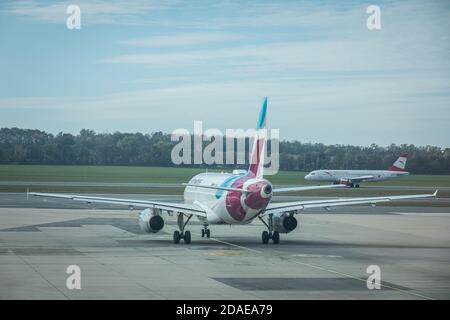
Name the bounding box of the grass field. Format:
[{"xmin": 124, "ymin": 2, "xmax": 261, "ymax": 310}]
[
  {"xmin": 0, "ymin": 165, "xmax": 449, "ymax": 201},
  {"xmin": 1, "ymin": 164, "xmax": 450, "ymax": 186},
  {"xmin": 0, "ymin": 165, "xmax": 309, "ymax": 184}
]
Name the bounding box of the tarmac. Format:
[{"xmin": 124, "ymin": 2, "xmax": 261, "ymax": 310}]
[{"xmin": 0, "ymin": 192, "xmax": 449, "ymax": 299}]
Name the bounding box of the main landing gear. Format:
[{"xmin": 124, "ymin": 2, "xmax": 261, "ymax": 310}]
[
  {"xmin": 335, "ymin": 181, "xmax": 360, "ymax": 188},
  {"xmin": 201, "ymin": 223, "xmax": 211, "ymax": 238},
  {"xmin": 258, "ymin": 214, "xmax": 280, "ymax": 244},
  {"xmin": 173, "ymin": 212, "xmax": 193, "ymax": 244}
]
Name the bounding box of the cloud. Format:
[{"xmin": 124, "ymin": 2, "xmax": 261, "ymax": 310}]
[
  {"xmin": 1, "ymin": 0, "xmax": 449, "ymax": 147},
  {"xmin": 120, "ymin": 32, "xmax": 244, "ymax": 47},
  {"xmin": 1, "ymin": 78, "xmax": 449, "ymax": 146},
  {"xmin": 101, "ymin": 37, "xmax": 448, "ymax": 79},
  {"xmin": 98, "ymin": 0, "xmax": 450, "ymax": 118},
  {"xmin": 1, "ymin": 0, "xmax": 168, "ymax": 25}
]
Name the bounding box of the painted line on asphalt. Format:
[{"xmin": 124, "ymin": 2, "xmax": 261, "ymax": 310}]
[
  {"xmin": 390, "ymin": 212, "xmax": 450, "ymax": 216},
  {"xmin": 289, "ymin": 259, "xmax": 434, "ymax": 300},
  {"xmin": 205, "ymin": 236, "xmax": 435, "ymax": 300},
  {"xmin": 208, "ymin": 237, "xmax": 263, "ymax": 254},
  {"xmin": 167, "ymin": 225, "xmax": 262, "ymax": 253}
]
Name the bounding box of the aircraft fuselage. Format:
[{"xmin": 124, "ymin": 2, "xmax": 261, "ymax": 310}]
[
  {"xmin": 184, "ymin": 172, "xmax": 273, "ymax": 224},
  {"xmin": 305, "ymin": 170, "xmax": 409, "ymax": 183}
]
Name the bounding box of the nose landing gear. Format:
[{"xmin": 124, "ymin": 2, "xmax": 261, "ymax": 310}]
[{"xmin": 201, "ymin": 223, "xmax": 211, "ymax": 238}]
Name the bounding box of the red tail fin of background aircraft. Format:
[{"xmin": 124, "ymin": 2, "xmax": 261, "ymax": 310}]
[{"xmin": 388, "ymin": 153, "xmax": 408, "ymax": 172}]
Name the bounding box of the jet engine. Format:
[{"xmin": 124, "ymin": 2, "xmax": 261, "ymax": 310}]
[
  {"xmin": 273, "ymin": 213, "xmax": 298, "ymax": 233},
  {"xmin": 138, "ymin": 208, "xmax": 164, "ymax": 233}
]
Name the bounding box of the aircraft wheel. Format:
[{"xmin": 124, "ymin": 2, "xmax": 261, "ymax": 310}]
[
  {"xmin": 350, "ymin": 183, "xmax": 354, "ymax": 188},
  {"xmin": 206, "ymin": 229, "xmax": 211, "ymax": 238},
  {"xmin": 272, "ymin": 231, "xmax": 280, "ymax": 244},
  {"xmin": 184, "ymin": 230, "xmax": 191, "ymax": 244},
  {"xmin": 201, "ymin": 229, "xmax": 205, "ymax": 238},
  {"xmin": 262, "ymin": 231, "xmax": 270, "ymax": 244},
  {"xmin": 173, "ymin": 230, "xmax": 180, "ymax": 244},
  {"xmin": 355, "ymin": 184, "xmax": 360, "ymax": 188}
]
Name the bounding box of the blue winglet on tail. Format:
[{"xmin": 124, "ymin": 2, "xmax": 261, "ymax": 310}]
[{"xmin": 256, "ymin": 97, "xmax": 268, "ymax": 130}]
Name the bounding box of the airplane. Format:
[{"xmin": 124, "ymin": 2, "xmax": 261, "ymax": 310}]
[
  {"xmin": 304, "ymin": 154, "xmax": 410, "ymax": 188},
  {"xmin": 29, "ymin": 98, "xmax": 437, "ymax": 244}
]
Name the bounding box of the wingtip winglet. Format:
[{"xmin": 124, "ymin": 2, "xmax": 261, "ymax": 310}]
[{"xmin": 433, "ymin": 190, "xmax": 438, "ymax": 198}]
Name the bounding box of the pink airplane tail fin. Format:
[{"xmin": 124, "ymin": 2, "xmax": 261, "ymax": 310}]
[{"xmin": 248, "ymin": 97, "xmax": 268, "ymax": 178}]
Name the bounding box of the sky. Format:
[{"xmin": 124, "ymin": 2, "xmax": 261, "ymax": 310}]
[{"xmin": 0, "ymin": 0, "xmax": 449, "ymax": 147}]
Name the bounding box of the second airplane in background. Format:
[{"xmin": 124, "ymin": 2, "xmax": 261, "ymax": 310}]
[{"xmin": 305, "ymin": 154, "xmax": 410, "ymax": 187}]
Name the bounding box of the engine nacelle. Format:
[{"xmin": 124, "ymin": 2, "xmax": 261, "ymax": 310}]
[
  {"xmin": 273, "ymin": 213, "xmax": 298, "ymax": 233},
  {"xmin": 139, "ymin": 208, "xmax": 164, "ymax": 233}
]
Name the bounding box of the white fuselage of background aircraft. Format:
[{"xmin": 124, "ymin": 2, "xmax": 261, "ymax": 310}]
[{"xmin": 305, "ymin": 169, "xmax": 409, "ymax": 183}]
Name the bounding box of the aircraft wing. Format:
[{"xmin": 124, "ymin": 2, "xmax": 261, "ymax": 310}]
[
  {"xmin": 274, "ymin": 184, "xmax": 347, "ymax": 193},
  {"xmin": 344, "ymin": 175, "xmax": 375, "ymax": 183},
  {"xmin": 183, "ymin": 182, "xmax": 347, "ymax": 194},
  {"xmin": 264, "ymin": 190, "xmax": 438, "ymax": 215},
  {"xmin": 28, "ymin": 192, "xmax": 206, "ymax": 217}
]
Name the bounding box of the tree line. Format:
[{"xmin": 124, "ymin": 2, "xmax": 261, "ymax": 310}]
[{"xmin": 0, "ymin": 127, "xmax": 449, "ymax": 174}]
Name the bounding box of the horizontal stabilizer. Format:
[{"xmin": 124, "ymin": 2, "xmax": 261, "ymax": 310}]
[{"xmin": 182, "ymin": 183, "xmax": 248, "ymax": 193}]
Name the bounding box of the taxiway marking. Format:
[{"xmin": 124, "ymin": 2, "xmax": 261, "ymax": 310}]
[{"xmin": 203, "ymin": 237, "xmax": 436, "ymax": 300}]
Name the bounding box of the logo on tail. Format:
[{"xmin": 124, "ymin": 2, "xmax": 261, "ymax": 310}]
[
  {"xmin": 248, "ymin": 97, "xmax": 268, "ymax": 178},
  {"xmin": 389, "ymin": 153, "xmax": 408, "ymax": 172}
]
